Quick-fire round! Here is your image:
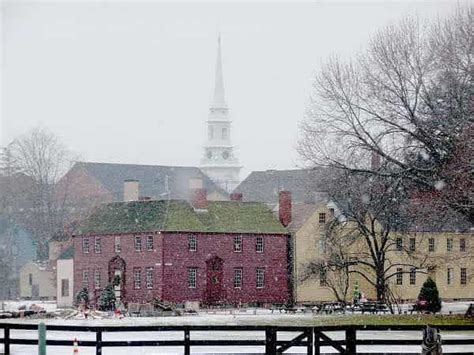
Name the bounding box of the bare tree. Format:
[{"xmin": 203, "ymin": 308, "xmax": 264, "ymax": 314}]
[
  {"xmin": 1, "ymin": 127, "xmax": 75, "ymax": 259},
  {"xmin": 309, "ymin": 172, "xmax": 431, "ymax": 311},
  {"xmin": 301, "ymin": 220, "xmax": 354, "ymax": 304},
  {"xmin": 298, "ymin": 6, "xmax": 473, "ymax": 220}
]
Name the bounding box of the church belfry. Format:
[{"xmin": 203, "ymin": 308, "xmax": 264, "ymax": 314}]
[{"xmin": 200, "ymin": 35, "xmax": 241, "ymax": 193}]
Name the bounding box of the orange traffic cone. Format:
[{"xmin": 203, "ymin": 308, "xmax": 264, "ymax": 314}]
[{"xmin": 73, "ymin": 338, "xmax": 79, "ymax": 354}]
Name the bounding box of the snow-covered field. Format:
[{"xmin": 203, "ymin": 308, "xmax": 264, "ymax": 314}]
[{"xmin": 0, "ymin": 301, "xmax": 472, "ymax": 354}]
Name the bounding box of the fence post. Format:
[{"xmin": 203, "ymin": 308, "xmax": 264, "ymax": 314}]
[
  {"xmin": 265, "ymin": 327, "xmax": 277, "ymax": 354},
  {"xmin": 4, "ymin": 325, "xmax": 10, "ymax": 355},
  {"xmin": 184, "ymin": 328, "xmax": 190, "ymax": 355},
  {"xmin": 96, "ymin": 329, "xmax": 102, "ymax": 355},
  {"xmin": 314, "ymin": 329, "xmax": 320, "ymax": 355},
  {"xmin": 306, "ymin": 328, "xmax": 313, "ymax": 355},
  {"xmin": 345, "ymin": 327, "xmax": 356, "ymax": 354},
  {"xmin": 38, "ymin": 322, "xmax": 46, "ymax": 355}
]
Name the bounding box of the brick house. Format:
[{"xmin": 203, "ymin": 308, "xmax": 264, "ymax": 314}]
[{"xmin": 73, "ymin": 190, "xmax": 290, "ymax": 306}]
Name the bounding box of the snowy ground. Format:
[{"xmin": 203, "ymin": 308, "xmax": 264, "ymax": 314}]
[{"xmin": 0, "ymin": 301, "xmax": 472, "ymax": 354}]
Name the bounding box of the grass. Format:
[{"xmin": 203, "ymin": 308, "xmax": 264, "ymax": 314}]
[
  {"xmin": 305, "ymin": 314, "xmax": 474, "ymax": 326},
  {"xmin": 246, "ymin": 314, "xmax": 474, "ymax": 327}
]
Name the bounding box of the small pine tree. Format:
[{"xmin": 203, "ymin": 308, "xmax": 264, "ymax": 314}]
[
  {"xmin": 417, "ymin": 277, "xmax": 442, "ymax": 313},
  {"xmin": 74, "ymin": 287, "xmax": 90, "ymax": 308},
  {"xmin": 98, "ymin": 284, "xmax": 116, "ymax": 311}
]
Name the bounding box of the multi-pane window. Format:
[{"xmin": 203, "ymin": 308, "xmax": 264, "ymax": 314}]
[
  {"xmin": 114, "ymin": 236, "xmax": 121, "ymax": 253},
  {"xmin": 221, "ymin": 127, "xmax": 227, "ymax": 139},
  {"xmin": 318, "ymin": 213, "xmax": 326, "ymax": 224},
  {"xmin": 82, "ymin": 237, "xmax": 90, "ymax": 254},
  {"xmin": 428, "ymin": 238, "xmax": 435, "ymax": 252},
  {"xmin": 256, "ymin": 236, "xmax": 264, "ymax": 253},
  {"xmin": 409, "ymin": 268, "xmax": 416, "ymax": 285},
  {"xmin": 188, "ymin": 235, "xmax": 197, "ymax": 252},
  {"xmin": 396, "ymin": 268, "xmax": 403, "ymax": 285},
  {"xmin": 61, "ymin": 279, "xmax": 69, "ymax": 297},
  {"xmin": 82, "ymin": 270, "xmax": 89, "ymax": 287},
  {"xmin": 188, "ymin": 268, "xmax": 197, "ymax": 288},
  {"xmin": 447, "ymin": 268, "xmax": 453, "ymax": 285},
  {"xmin": 208, "ymin": 126, "xmax": 214, "ymax": 140},
  {"xmin": 460, "ymin": 268, "xmax": 467, "ymax": 285},
  {"xmin": 234, "ymin": 236, "xmax": 242, "ymax": 252},
  {"xmin": 94, "ymin": 270, "xmax": 101, "ymax": 290},
  {"xmin": 146, "ymin": 235, "xmax": 154, "ymax": 251},
  {"xmin": 396, "ymin": 237, "xmax": 403, "ymax": 251},
  {"xmin": 460, "ymin": 238, "xmax": 466, "ymax": 252},
  {"xmin": 146, "ymin": 267, "xmax": 154, "ymax": 289},
  {"xmin": 94, "ymin": 237, "xmax": 101, "ymax": 253},
  {"xmin": 134, "ymin": 268, "xmax": 141, "ymax": 289},
  {"xmin": 256, "ymin": 268, "xmax": 265, "ymax": 288},
  {"xmin": 409, "ymin": 238, "xmax": 416, "ymax": 252},
  {"xmin": 319, "ymin": 267, "xmax": 327, "ymax": 287},
  {"xmin": 447, "ymin": 238, "xmax": 453, "ymax": 252},
  {"xmin": 233, "ymin": 268, "xmax": 243, "ymax": 288},
  {"xmin": 135, "ymin": 236, "xmax": 142, "ymax": 252}
]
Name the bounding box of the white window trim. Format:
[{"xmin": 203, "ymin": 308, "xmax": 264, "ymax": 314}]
[
  {"xmin": 256, "ymin": 268, "xmax": 265, "ymax": 289},
  {"xmin": 94, "ymin": 270, "xmax": 101, "ymax": 290},
  {"xmin": 146, "ymin": 267, "xmax": 154, "ymax": 289},
  {"xmin": 188, "ymin": 268, "xmax": 197, "ymax": 288},
  {"xmin": 94, "ymin": 237, "xmax": 101, "ymax": 254},
  {"xmin": 135, "ymin": 236, "xmax": 142, "ymax": 252},
  {"xmin": 114, "ymin": 236, "xmax": 121, "ymax": 253},
  {"xmin": 83, "ymin": 237, "xmax": 90, "ymax": 254},
  {"xmin": 234, "ymin": 236, "xmax": 242, "ymax": 253},
  {"xmin": 134, "ymin": 268, "xmax": 142, "ymax": 289},
  {"xmin": 256, "ymin": 236, "xmax": 264, "ymax": 253},
  {"xmin": 234, "ymin": 268, "xmax": 243, "ymax": 288},
  {"xmin": 189, "ymin": 235, "xmax": 197, "ymax": 252},
  {"xmin": 146, "ymin": 235, "xmax": 154, "ymax": 251}
]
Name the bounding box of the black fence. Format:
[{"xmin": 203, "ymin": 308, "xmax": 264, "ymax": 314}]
[{"xmin": 0, "ymin": 323, "xmax": 473, "ymax": 354}]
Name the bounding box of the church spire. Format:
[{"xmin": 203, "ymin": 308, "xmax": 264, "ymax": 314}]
[{"xmin": 212, "ymin": 34, "xmax": 226, "ymax": 107}]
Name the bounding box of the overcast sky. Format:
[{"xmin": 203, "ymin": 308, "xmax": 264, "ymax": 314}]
[{"xmin": 0, "ymin": 0, "xmax": 464, "ymax": 178}]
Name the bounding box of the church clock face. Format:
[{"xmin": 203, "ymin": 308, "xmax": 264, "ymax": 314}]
[{"xmin": 222, "ymin": 151, "xmax": 229, "ymax": 160}]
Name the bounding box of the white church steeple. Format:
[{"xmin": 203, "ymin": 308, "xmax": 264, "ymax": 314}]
[{"xmin": 200, "ymin": 35, "xmax": 241, "ymax": 193}]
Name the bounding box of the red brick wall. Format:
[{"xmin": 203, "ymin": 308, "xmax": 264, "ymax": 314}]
[
  {"xmin": 162, "ymin": 233, "xmax": 289, "ymax": 304},
  {"xmin": 73, "ymin": 233, "xmax": 163, "ymax": 305},
  {"xmin": 74, "ymin": 232, "xmax": 289, "ymax": 306}
]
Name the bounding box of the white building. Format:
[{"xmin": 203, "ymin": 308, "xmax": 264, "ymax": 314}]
[{"xmin": 200, "ymin": 35, "xmax": 241, "ymax": 192}]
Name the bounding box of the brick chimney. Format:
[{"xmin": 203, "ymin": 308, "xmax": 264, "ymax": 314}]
[
  {"xmin": 279, "ymin": 191, "xmax": 292, "ymax": 227},
  {"xmin": 189, "ymin": 178, "xmax": 207, "ymax": 209},
  {"xmin": 230, "ymin": 192, "xmax": 243, "ymax": 201},
  {"xmin": 191, "ymin": 188, "xmax": 208, "ymax": 209},
  {"xmin": 124, "ymin": 180, "xmax": 139, "ymax": 201}
]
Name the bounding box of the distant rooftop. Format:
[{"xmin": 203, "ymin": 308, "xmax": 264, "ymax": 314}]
[
  {"xmin": 234, "ymin": 168, "xmax": 332, "ymax": 206},
  {"xmin": 67, "ymin": 161, "xmax": 228, "ymax": 201}
]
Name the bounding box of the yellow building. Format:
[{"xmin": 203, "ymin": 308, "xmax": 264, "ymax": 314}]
[{"xmin": 292, "ymin": 203, "xmax": 474, "ymax": 304}]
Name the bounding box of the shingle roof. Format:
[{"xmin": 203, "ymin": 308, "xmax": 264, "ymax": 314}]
[
  {"xmin": 72, "ymin": 162, "xmax": 227, "ymax": 201},
  {"xmin": 234, "ymin": 168, "xmax": 332, "ymax": 206},
  {"xmin": 75, "ymin": 200, "xmax": 287, "ymax": 235}
]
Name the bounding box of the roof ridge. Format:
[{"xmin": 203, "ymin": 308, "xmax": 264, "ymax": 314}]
[{"xmin": 77, "ymin": 161, "xmax": 202, "ymax": 169}]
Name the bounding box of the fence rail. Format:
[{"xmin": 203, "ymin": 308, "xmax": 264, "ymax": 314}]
[{"xmin": 0, "ymin": 323, "xmax": 473, "ymax": 354}]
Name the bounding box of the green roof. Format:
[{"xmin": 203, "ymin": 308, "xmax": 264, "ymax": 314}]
[{"xmin": 76, "ymin": 200, "xmax": 287, "ymax": 235}]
